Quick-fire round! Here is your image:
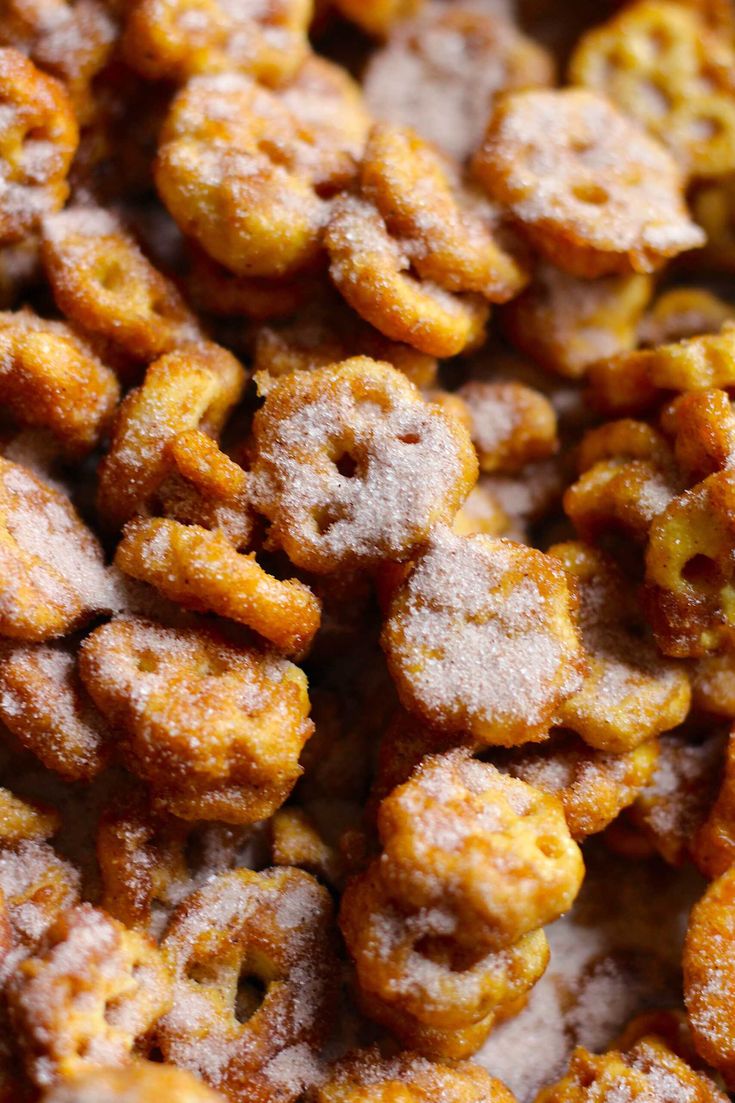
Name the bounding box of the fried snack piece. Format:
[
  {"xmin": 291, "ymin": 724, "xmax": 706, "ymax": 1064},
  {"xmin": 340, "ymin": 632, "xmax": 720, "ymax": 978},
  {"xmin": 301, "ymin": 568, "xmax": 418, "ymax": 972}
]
[
  {"xmin": 456, "ymin": 381, "xmax": 557, "ymax": 474},
  {"xmin": 376, "ymin": 750, "xmax": 583, "ymax": 950},
  {"xmin": 123, "ymin": 0, "xmax": 311, "ymax": 86},
  {"xmin": 0, "ymin": 48, "xmax": 78, "ymax": 243},
  {"xmin": 497, "ymin": 731, "xmax": 659, "ymax": 841},
  {"xmin": 7, "ymin": 903, "xmax": 172, "ymax": 1088},
  {"xmin": 693, "ymin": 652, "xmax": 735, "ymax": 717},
  {"xmin": 250, "ymin": 358, "xmax": 477, "ymax": 573},
  {"xmin": 340, "ymin": 864, "xmax": 549, "ymax": 1059},
  {"xmin": 313, "ymin": 1047, "xmax": 516, "ymax": 1103},
  {"xmin": 158, "ymin": 867, "xmax": 337, "ymax": 1102},
  {"xmin": 0, "ymin": 640, "xmax": 109, "ymax": 781},
  {"xmin": 331, "ymin": 0, "xmax": 421, "ymax": 37},
  {"xmin": 662, "ymin": 389, "xmax": 735, "ymax": 485},
  {"xmin": 501, "ymin": 265, "xmax": 652, "ymax": 380},
  {"xmin": 0, "ymin": 308, "xmax": 119, "ymax": 456},
  {"xmin": 0, "ymin": 789, "xmax": 58, "ymax": 844},
  {"xmin": 80, "ymin": 618, "xmax": 313, "ymax": 823},
  {"xmin": 41, "ymin": 1061, "xmax": 227, "ymax": 1102},
  {"xmin": 452, "ymin": 483, "xmax": 509, "ymax": 539},
  {"xmin": 382, "ymin": 528, "xmax": 584, "ymax": 745},
  {"xmin": 569, "ymin": 1, "xmax": 735, "ymax": 180},
  {"xmin": 115, "ymin": 519, "xmax": 321, "ymax": 655},
  {"xmin": 473, "ymin": 89, "xmax": 703, "ymax": 278},
  {"xmin": 639, "ymin": 288, "xmax": 735, "ymax": 348},
  {"xmin": 550, "ymin": 542, "xmax": 691, "ymax": 752},
  {"xmin": 535, "ymin": 1039, "xmax": 727, "ymax": 1103},
  {"xmin": 270, "ymin": 807, "xmax": 342, "ymax": 887},
  {"xmin": 693, "ymin": 732, "xmax": 735, "ymax": 878},
  {"xmin": 185, "ymin": 248, "xmax": 307, "ymax": 322},
  {"xmin": 278, "ymin": 54, "xmax": 371, "ymax": 168},
  {"xmin": 685, "ymin": 866, "xmax": 735, "ymax": 1085},
  {"xmin": 97, "ymin": 343, "xmax": 245, "ymax": 530},
  {"xmin": 42, "ymin": 209, "xmax": 201, "ymax": 362},
  {"xmin": 363, "ymin": 5, "xmax": 553, "ymax": 164},
  {"xmin": 0, "ymin": 457, "xmax": 115, "ymax": 641}
]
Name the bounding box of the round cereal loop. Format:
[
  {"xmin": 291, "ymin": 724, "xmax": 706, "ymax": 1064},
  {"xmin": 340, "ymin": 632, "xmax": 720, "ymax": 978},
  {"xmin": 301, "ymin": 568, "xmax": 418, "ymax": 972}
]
[
  {"xmin": 250, "ymin": 358, "xmax": 478, "ymax": 573},
  {"xmin": 456, "ymin": 381, "xmax": 558, "ymax": 474},
  {"xmin": 325, "ymin": 196, "xmax": 490, "ymax": 358},
  {"xmin": 363, "ymin": 5, "xmax": 554, "ymax": 164},
  {"xmin": 550, "ymin": 541, "xmax": 691, "ymax": 752},
  {"xmin": 693, "ymin": 732, "xmax": 735, "ymax": 879},
  {"xmin": 0, "ymin": 789, "xmax": 59, "ymax": 844},
  {"xmin": 41, "ymin": 209, "xmax": 201, "ymax": 362},
  {"xmin": 79, "ymin": 617, "xmax": 314, "ymax": 823},
  {"xmin": 122, "ymin": 0, "xmax": 312, "ymax": 87},
  {"xmin": 381, "ymin": 528, "xmax": 584, "ymax": 745},
  {"xmin": 0, "ymin": 309, "xmax": 120, "ymax": 456},
  {"xmin": 569, "ymin": 1, "xmax": 735, "ymax": 180},
  {"xmin": 7, "ymin": 903, "xmax": 172, "ymax": 1088},
  {"xmin": 331, "ymin": 0, "xmax": 421, "ymax": 37},
  {"xmin": 473, "ymin": 89, "xmax": 704, "ymax": 277},
  {"xmin": 0, "ymin": 457, "xmax": 117, "ymax": 641},
  {"xmin": 158, "ymin": 866, "xmax": 337, "ymax": 1102},
  {"xmin": 685, "ymin": 866, "xmax": 735, "ymax": 1085},
  {"xmin": 0, "ymin": 640, "xmax": 109, "ymax": 781},
  {"xmin": 645, "ymin": 470, "xmax": 735, "ymax": 656},
  {"xmin": 97, "ymin": 343, "xmax": 246, "ymax": 530},
  {"xmin": 0, "ymin": 48, "xmax": 78, "ymax": 243},
  {"xmin": 496, "ymin": 731, "xmax": 659, "ymax": 841},
  {"xmin": 312, "ymin": 1046, "xmax": 517, "ymax": 1103},
  {"xmin": 40, "ymin": 1061, "xmax": 227, "ymax": 1102},
  {"xmin": 501, "ymin": 265, "xmax": 653, "ymax": 380},
  {"xmin": 114, "ymin": 518, "xmax": 321, "ymax": 655},
  {"xmin": 376, "ymin": 749, "xmax": 584, "ymax": 950},
  {"xmin": 663, "ymin": 389, "xmax": 735, "ymax": 485},
  {"xmin": 639, "ymin": 288, "xmax": 735, "ymax": 348}
]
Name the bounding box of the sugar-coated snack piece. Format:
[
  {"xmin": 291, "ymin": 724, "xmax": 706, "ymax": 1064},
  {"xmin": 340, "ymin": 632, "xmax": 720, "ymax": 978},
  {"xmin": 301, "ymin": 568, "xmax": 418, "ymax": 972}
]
[
  {"xmin": 185, "ymin": 248, "xmax": 308, "ymax": 322},
  {"xmin": 250, "ymin": 358, "xmax": 478, "ymax": 573},
  {"xmin": 312, "ymin": 1046, "xmax": 517, "ymax": 1103},
  {"xmin": 550, "ymin": 542, "xmax": 691, "ymax": 752},
  {"xmin": 693, "ymin": 652, "xmax": 735, "ymax": 717},
  {"xmin": 382, "ymin": 528, "xmax": 584, "ymax": 745},
  {"xmin": 123, "ymin": 0, "xmax": 312, "ymax": 87},
  {"xmin": 662, "ymin": 389, "xmax": 735, "ymax": 485},
  {"xmin": 41, "ymin": 1061, "xmax": 227, "ymax": 1102},
  {"xmin": 376, "ymin": 749, "xmax": 584, "ymax": 950},
  {"xmin": 452, "ymin": 482, "xmax": 509, "ymax": 539},
  {"xmin": 42, "ymin": 209, "xmax": 201, "ymax": 362},
  {"xmin": 270, "ymin": 807, "xmax": 342, "ymax": 887},
  {"xmin": 7, "ymin": 903, "xmax": 172, "ymax": 1088},
  {"xmin": 115, "ymin": 519, "xmax": 321, "ymax": 655},
  {"xmin": 0, "ymin": 309, "xmax": 119, "ymax": 456},
  {"xmin": 278, "ymin": 55, "xmax": 371, "ymax": 171},
  {"xmin": 0, "ymin": 789, "xmax": 59, "ymax": 844},
  {"xmin": 694, "ymin": 732, "xmax": 735, "ymax": 879},
  {"xmin": 97, "ymin": 343, "xmax": 245, "ymax": 530},
  {"xmin": 0, "ymin": 48, "xmax": 78, "ymax": 243},
  {"xmin": 79, "ymin": 618, "xmax": 314, "ymax": 823},
  {"xmin": 685, "ymin": 866, "xmax": 735, "ymax": 1086},
  {"xmin": 457, "ymin": 381, "xmax": 558, "ymax": 474},
  {"xmin": 639, "ymin": 288, "xmax": 735, "ymax": 348},
  {"xmin": 158, "ymin": 867, "xmax": 337, "ymax": 1102},
  {"xmin": 473, "ymin": 89, "xmax": 704, "ymax": 277},
  {"xmin": 569, "ymin": 1, "xmax": 735, "ymax": 180},
  {"xmin": 363, "ymin": 5, "xmax": 554, "ymax": 164},
  {"xmin": 331, "ymin": 0, "xmax": 421, "ymax": 37},
  {"xmin": 0, "ymin": 457, "xmax": 116, "ymax": 641},
  {"xmin": 501, "ymin": 265, "xmax": 653, "ymax": 380}
]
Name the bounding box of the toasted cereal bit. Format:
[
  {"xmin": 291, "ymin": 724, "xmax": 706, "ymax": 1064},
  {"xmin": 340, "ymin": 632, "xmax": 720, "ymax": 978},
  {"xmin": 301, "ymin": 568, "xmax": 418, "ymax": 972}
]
[
  {"xmin": 457, "ymin": 381, "xmax": 558, "ymax": 474},
  {"xmin": 694, "ymin": 733, "xmax": 735, "ymax": 880},
  {"xmin": 41, "ymin": 1061, "xmax": 227, "ymax": 1102},
  {"xmin": 331, "ymin": 0, "xmax": 421, "ymax": 37},
  {"xmin": 270, "ymin": 807, "xmax": 342, "ymax": 887},
  {"xmin": 0, "ymin": 789, "xmax": 58, "ymax": 844},
  {"xmin": 639, "ymin": 288, "xmax": 735, "ymax": 348}
]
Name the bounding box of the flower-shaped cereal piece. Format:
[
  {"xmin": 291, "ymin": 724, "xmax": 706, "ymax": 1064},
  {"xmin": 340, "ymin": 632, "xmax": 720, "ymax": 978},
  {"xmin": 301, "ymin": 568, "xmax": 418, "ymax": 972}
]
[
  {"xmin": 312, "ymin": 1047, "xmax": 516, "ymax": 1103},
  {"xmin": 0, "ymin": 789, "xmax": 58, "ymax": 845},
  {"xmin": 0, "ymin": 457, "xmax": 116, "ymax": 641},
  {"xmin": 7, "ymin": 903, "xmax": 172, "ymax": 1088},
  {"xmin": 473, "ymin": 89, "xmax": 704, "ymax": 278},
  {"xmin": 0, "ymin": 309, "xmax": 119, "ymax": 456},
  {"xmin": 456, "ymin": 381, "xmax": 558, "ymax": 474},
  {"xmin": 381, "ymin": 528, "xmax": 584, "ymax": 745},
  {"xmin": 501, "ymin": 264, "xmax": 653, "ymax": 380},
  {"xmin": 41, "ymin": 209, "xmax": 201, "ymax": 362},
  {"xmin": 158, "ymin": 867, "xmax": 337, "ymax": 1102},
  {"xmin": 550, "ymin": 541, "xmax": 691, "ymax": 752},
  {"xmin": 250, "ymin": 358, "xmax": 478, "ymax": 573},
  {"xmin": 97, "ymin": 343, "xmax": 245, "ymax": 530},
  {"xmin": 115, "ymin": 519, "xmax": 321, "ymax": 655},
  {"xmin": 331, "ymin": 0, "xmax": 421, "ymax": 37},
  {"xmin": 376, "ymin": 749, "xmax": 583, "ymax": 950},
  {"xmin": 363, "ymin": 5, "xmax": 553, "ymax": 164},
  {"xmin": 569, "ymin": 1, "xmax": 735, "ymax": 180},
  {"xmin": 684, "ymin": 866, "xmax": 735, "ymax": 1085},
  {"xmin": 639, "ymin": 288, "xmax": 735, "ymax": 348},
  {"xmin": 693, "ymin": 731, "xmax": 735, "ymax": 879},
  {"xmin": 42, "ymin": 1061, "xmax": 227, "ymax": 1102},
  {"xmin": 123, "ymin": 0, "xmax": 312, "ymax": 86},
  {"xmin": 0, "ymin": 48, "xmax": 78, "ymax": 243},
  {"xmin": 80, "ymin": 618, "xmax": 314, "ymax": 823}
]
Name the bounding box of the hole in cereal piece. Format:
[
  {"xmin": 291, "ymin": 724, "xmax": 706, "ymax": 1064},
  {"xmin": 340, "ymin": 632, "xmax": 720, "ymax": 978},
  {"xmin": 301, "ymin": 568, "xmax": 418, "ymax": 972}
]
[
  {"xmin": 334, "ymin": 451, "xmax": 358, "ymax": 478},
  {"xmin": 690, "ymin": 115, "xmax": 722, "ymax": 141},
  {"xmin": 398, "ymin": 432, "xmax": 421, "ymax": 445},
  {"xmin": 137, "ymin": 650, "xmax": 160, "ymax": 673},
  {"xmin": 99, "ymin": 261, "xmax": 127, "ymax": 292},
  {"xmin": 639, "ymin": 79, "xmax": 672, "ymax": 119},
  {"xmin": 186, "ymin": 961, "xmax": 219, "ymax": 986},
  {"xmin": 683, "ymin": 554, "xmax": 722, "ymax": 588},
  {"xmin": 234, "ymin": 970, "xmax": 267, "ymax": 1024},
  {"xmin": 572, "ymin": 182, "xmax": 609, "ymax": 206},
  {"xmin": 314, "ymin": 503, "xmax": 345, "ymax": 535}
]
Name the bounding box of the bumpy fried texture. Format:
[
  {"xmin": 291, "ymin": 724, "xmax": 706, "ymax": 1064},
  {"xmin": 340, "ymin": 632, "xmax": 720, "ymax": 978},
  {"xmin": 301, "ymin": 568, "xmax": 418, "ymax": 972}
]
[
  {"xmin": 382, "ymin": 528, "xmax": 584, "ymax": 745},
  {"xmin": 270, "ymin": 807, "xmax": 341, "ymax": 887},
  {"xmin": 41, "ymin": 1061, "xmax": 227, "ymax": 1102},
  {"xmin": 457, "ymin": 381, "xmax": 558, "ymax": 474},
  {"xmin": 79, "ymin": 618, "xmax": 314, "ymax": 823},
  {"xmin": 0, "ymin": 789, "xmax": 58, "ymax": 844},
  {"xmin": 694, "ymin": 732, "xmax": 735, "ymax": 879},
  {"xmin": 7, "ymin": 904, "xmax": 172, "ymax": 1087},
  {"xmin": 158, "ymin": 867, "xmax": 337, "ymax": 1102},
  {"xmin": 473, "ymin": 89, "xmax": 704, "ymax": 277}
]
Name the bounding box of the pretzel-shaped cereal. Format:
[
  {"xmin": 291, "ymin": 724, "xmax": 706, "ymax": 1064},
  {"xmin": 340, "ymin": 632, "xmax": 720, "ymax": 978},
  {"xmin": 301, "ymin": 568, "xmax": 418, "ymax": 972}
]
[
  {"xmin": 473, "ymin": 89, "xmax": 704, "ymax": 277},
  {"xmin": 250, "ymin": 358, "xmax": 478, "ymax": 573},
  {"xmin": 41, "ymin": 1062, "xmax": 227, "ymax": 1102},
  {"xmin": 457, "ymin": 381, "xmax": 558, "ymax": 474},
  {"xmin": 158, "ymin": 866, "xmax": 337, "ymax": 1102},
  {"xmin": 0, "ymin": 48, "xmax": 78, "ymax": 243},
  {"xmin": 685, "ymin": 866, "xmax": 735, "ymax": 1085}
]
